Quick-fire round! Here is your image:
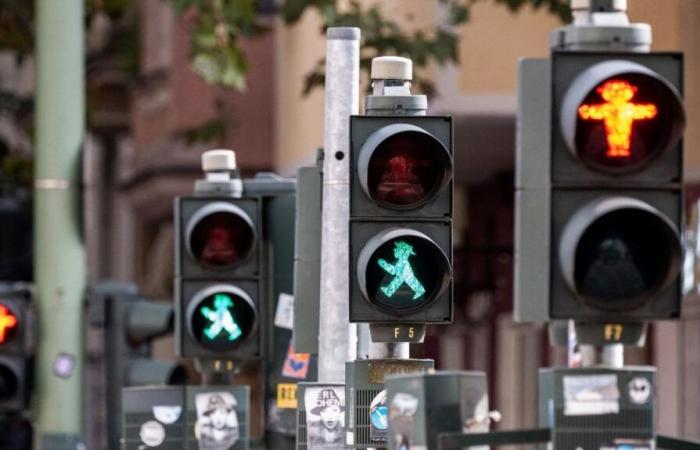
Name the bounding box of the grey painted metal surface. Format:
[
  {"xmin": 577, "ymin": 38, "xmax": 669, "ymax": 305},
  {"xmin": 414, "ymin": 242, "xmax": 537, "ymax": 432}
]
[
  {"xmin": 293, "ymin": 167, "xmax": 322, "ymax": 354},
  {"xmin": 318, "ymin": 27, "xmax": 361, "ymax": 383},
  {"xmin": 514, "ymin": 58, "xmax": 552, "ymax": 323}
]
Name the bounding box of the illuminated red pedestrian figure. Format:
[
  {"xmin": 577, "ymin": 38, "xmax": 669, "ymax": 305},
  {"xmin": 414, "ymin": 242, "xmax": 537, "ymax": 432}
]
[
  {"xmin": 0, "ymin": 305, "xmax": 17, "ymax": 344},
  {"xmin": 578, "ymin": 79, "xmax": 658, "ymax": 158},
  {"xmin": 376, "ymin": 153, "xmax": 425, "ymax": 205}
]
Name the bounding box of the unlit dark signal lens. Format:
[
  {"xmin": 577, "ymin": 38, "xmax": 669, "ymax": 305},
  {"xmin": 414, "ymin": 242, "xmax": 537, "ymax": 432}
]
[
  {"xmin": 0, "ymin": 364, "xmax": 18, "ymax": 401},
  {"xmin": 366, "ymin": 131, "xmax": 451, "ymax": 209},
  {"xmin": 572, "ymin": 208, "xmax": 679, "ymax": 311},
  {"xmin": 189, "ymin": 211, "xmax": 255, "ymax": 269}
]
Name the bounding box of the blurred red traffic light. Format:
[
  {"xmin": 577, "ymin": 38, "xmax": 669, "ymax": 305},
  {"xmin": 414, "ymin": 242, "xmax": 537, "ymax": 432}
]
[{"xmin": 0, "ymin": 304, "xmax": 17, "ymax": 345}]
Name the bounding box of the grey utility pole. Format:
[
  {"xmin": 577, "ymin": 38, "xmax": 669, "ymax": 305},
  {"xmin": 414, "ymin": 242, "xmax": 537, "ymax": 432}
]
[
  {"xmin": 34, "ymin": 0, "xmax": 87, "ymax": 447},
  {"xmin": 318, "ymin": 27, "xmax": 361, "ymax": 383}
]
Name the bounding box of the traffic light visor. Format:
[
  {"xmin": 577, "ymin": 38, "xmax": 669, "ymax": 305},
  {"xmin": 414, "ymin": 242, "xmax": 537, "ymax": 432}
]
[
  {"xmin": 357, "ymin": 228, "xmax": 451, "ymax": 315},
  {"xmin": 559, "ymin": 197, "xmax": 681, "ymax": 312},
  {"xmin": 186, "ymin": 285, "xmax": 257, "ymax": 352},
  {"xmin": 186, "ymin": 202, "xmax": 256, "ymax": 269},
  {"xmin": 358, "ymin": 124, "xmax": 452, "ymax": 210},
  {"xmin": 561, "ymin": 60, "xmax": 685, "ymax": 174}
]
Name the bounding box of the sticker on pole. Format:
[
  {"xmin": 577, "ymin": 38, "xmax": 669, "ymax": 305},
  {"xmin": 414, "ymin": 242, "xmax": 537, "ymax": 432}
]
[
  {"xmin": 369, "ymin": 390, "xmax": 388, "ymax": 443},
  {"xmin": 304, "ymin": 386, "xmax": 345, "ymax": 449},
  {"xmin": 563, "ymin": 374, "xmax": 620, "ymax": 416},
  {"xmin": 277, "ymin": 383, "xmax": 298, "ymax": 409},
  {"xmin": 627, "ymin": 377, "xmax": 652, "ymax": 405},
  {"xmin": 282, "ymin": 342, "xmax": 310, "ymax": 380},
  {"xmin": 139, "ymin": 420, "xmax": 166, "ymax": 447},
  {"xmin": 274, "ymin": 293, "xmax": 295, "ymax": 330},
  {"xmin": 153, "ymin": 405, "xmax": 182, "ymax": 425},
  {"xmin": 194, "ymin": 391, "xmax": 240, "ymax": 450}
]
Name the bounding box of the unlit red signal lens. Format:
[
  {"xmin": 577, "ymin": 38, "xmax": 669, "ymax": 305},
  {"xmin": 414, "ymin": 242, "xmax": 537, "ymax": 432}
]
[
  {"xmin": 366, "ymin": 131, "xmax": 451, "ymax": 209},
  {"xmin": 189, "ymin": 211, "xmax": 255, "ymax": 269}
]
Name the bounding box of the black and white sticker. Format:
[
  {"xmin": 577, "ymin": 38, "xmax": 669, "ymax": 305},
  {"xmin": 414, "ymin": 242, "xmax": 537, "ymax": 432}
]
[
  {"xmin": 627, "ymin": 377, "xmax": 652, "ymax": 405},
  {"xmin": 139, "ymin": 420, "xmax": 166, "ymax": 447}
]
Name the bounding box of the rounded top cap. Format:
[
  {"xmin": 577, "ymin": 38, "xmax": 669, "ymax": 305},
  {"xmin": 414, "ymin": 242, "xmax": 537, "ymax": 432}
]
[
  {"xmin": 371, "ymin": 56, "xmax": 412, "ymax": 81},
  {"xmin": 202, "ymin": 149, "xmax": 236, "ymax": 172},
  {"xmin": 571, "ymin": 0, "xmax": 626, "ymax": 11}
]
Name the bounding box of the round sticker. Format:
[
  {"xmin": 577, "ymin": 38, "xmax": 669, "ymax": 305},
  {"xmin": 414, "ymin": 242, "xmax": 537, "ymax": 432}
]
[
  {"xmin": 139, "ymin": 420, "xmax": 166, "ymax": 447},
  {"xmin": 628, "ymin": 377, "xmax": 652, "ymax": 405}
]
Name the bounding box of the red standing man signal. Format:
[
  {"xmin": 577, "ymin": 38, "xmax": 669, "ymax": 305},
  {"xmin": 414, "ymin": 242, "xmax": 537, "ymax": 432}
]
[
  {"xmin": 0, "ymin": 304, "xmax": 17, "ymax": 344},
  {"xmin": 578, "ymin": 79, "xmax": 658, "ymax": 158}
]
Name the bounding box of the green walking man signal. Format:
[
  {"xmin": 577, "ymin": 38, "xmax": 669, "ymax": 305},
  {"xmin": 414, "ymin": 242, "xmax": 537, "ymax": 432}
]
[
  {"xmin": 377, "ymin": 241, "xmax": 426, "ymax": 300},
  {"xmin": 201, "ymin": 294, "xmax": 242, "ymax": 341}
]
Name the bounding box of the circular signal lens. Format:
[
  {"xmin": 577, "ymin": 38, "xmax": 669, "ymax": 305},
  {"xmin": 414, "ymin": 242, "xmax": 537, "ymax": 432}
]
[
  {"xmin": 360, "ymin": 125, "xmax": 452, "ymax": 210},
  {"xmin": 560, "ymin": 198, "xmax": 681, "ymax": 312},
  {"xmin": 187, "ymin": 203, "xmax": 255, "ymax": 269},
  {"xmin": 357, "ymin": 229, "xmax": 450, "ymax": 315},
  {"xmin": 560, "ymin": 61, "xmax": 685, "ymax": 175},
  {"xmin": 575, "ymin": 75, "xmax": 681, "ymax": 172},
  {"xmin": 187, "ymin": 285, "xmax": 257, "ymax": 352},
  {"xmin": 0, "ymin": 364, "xmax": 19, "ymax": 401}
]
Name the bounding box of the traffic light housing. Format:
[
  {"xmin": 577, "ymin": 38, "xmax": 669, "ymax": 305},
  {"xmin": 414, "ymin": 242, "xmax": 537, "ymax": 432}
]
[
  {"xmin": 0, "ymin": 284, "xmax": 32, "ymax": 413},
  {"xmin": 175, "ymin": 196, "xmax": 262, "ymax": 360},
  {"xmin": 349, "ymin": 116, "xmax": 453, "ymax": 324},
  {"xmin": 515, "ymin": 52, "xmax": 686, "ymax": 323},
  {"xmin": 90, "ymin": 283, "xmax": 187, "ymax": 449}
]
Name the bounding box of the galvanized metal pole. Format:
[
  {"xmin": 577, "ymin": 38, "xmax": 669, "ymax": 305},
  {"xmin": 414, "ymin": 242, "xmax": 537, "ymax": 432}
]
[
  {"xmin": 318, "ymin": 27, "xmax": 360, "ymax": 383},
  {"xmin": 34, "ymin": 0, "xmax": 87, "ymax": 446}
]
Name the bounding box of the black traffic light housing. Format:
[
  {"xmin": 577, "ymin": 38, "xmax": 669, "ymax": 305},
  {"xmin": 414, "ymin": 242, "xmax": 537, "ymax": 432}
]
[
  {"xmin": 0, "ymin": 284, "xmax": 32, "ymax": 413},
  {"xmin": 175, "ymin": 196, "xmax": 263, "ymax": 360},
  {"xmin": 89, "ymin": 283, "xmax": 187, "ymax": 449},
  {"xmin": 551, "ymin": 52, "xmax": 685, "ymax": 322},
  {"xmin": 515, "ymin": 51, "xmax": 686, "ymax": 324},
  {"xmin": 349, "ymin": 115, "xmax": 453, "ymax": 324}
]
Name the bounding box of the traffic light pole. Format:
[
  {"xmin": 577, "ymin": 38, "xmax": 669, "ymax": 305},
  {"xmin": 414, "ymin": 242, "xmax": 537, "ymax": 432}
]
[
  {"xmin": 318, "ymin": 27, "xmax": 361, "ymax": 383},
  {"xmin": 34, "ymin": 0, "xmax": 87, "ymax": 446}
]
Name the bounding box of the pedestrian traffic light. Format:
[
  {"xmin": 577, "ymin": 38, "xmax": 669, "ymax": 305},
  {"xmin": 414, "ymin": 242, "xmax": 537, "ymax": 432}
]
[
  {"xmin": 175, "ymin": 150, "xmax": 262, "ymax": 361},
  {"xmin": 349, "ymin": 115, "xmax": 453, "ymax": 324},
  {"xmin": 89, "ymin": 282, "xmax": 187, "ymax": 449},
  {"xmin": 515, "ymin": 51, "xmax": 686, "ymax": 323},
  {"xmin": 0, "ymin": 283, "xmax": 32, "ymax": 413}
]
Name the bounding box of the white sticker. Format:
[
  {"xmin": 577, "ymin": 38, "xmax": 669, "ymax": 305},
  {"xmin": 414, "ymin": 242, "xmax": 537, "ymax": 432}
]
[
  {"xmin": 563, "ymin": 374, "xmax": 620, "ymax": 416},
  {"xmin": 153, "ymin": 405, "xmax": 182, "ymax": 424},
  {"xmin": 139, "ymin": 420, "xmax": 166, "ymax": 447},
  {"xmin": 628, "ymin": 377, "xmax": 652, "ymax": 405},
  {"xmin": 274, "ymin": 293, "xmax": 295, "ymax": 330}
]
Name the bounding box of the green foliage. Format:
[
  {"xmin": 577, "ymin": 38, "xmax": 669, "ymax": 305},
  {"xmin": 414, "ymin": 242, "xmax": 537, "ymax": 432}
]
[{"xmin": 175, "ymin": 0, "xmax": 570, "ymax": 95}]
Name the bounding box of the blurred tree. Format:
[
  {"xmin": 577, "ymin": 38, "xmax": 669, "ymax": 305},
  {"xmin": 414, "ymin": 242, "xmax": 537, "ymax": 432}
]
[{"xmin": 173, "ymin": 0, "xmax": 571, "ymax": 95}]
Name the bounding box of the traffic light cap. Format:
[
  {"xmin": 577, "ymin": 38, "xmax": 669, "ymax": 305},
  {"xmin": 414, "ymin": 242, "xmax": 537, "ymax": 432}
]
[
  {"xmin": 202, "ymin": 149, "xmax": 237, "ymax": 172},
  {"xmin": 571, "ymin": 0, "xmax": 626, "ymax": 12},
  {"xmin": 371, "ymin": 56, "xmax": 412, "ymax": 81}
]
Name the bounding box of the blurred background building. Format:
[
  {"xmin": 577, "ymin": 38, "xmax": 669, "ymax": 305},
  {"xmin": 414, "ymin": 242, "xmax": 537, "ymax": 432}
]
[{"xmin": 1, "ymin": 0, "xmax": 699, "ymax": 444}]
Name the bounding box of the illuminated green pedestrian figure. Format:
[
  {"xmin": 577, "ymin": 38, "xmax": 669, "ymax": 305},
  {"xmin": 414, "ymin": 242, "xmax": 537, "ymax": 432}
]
[
  {"xmin": 377, "ymin": 241, "xmax": 426, "ymax": 300},
  {"xmin": 201, "ymin": 294, "xmax": 243, "ymax": 341}
]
